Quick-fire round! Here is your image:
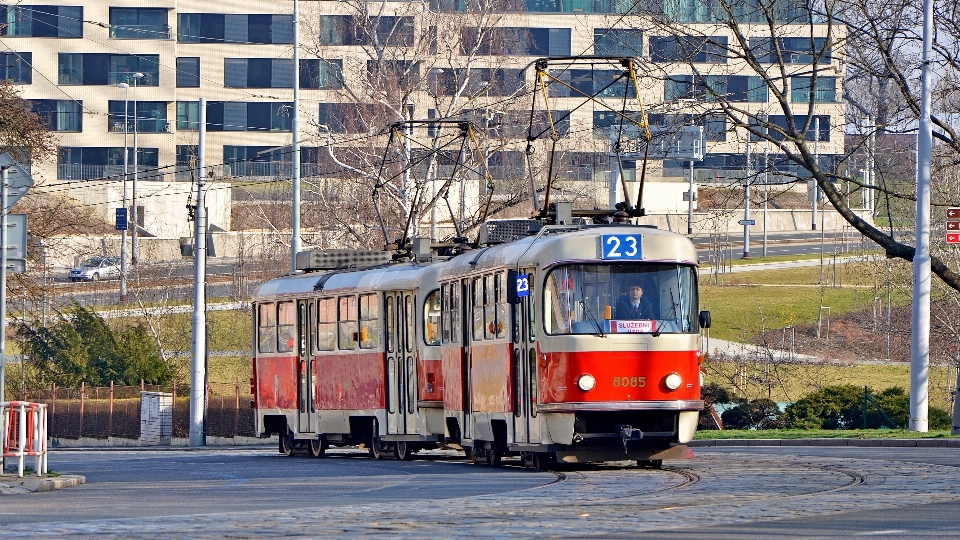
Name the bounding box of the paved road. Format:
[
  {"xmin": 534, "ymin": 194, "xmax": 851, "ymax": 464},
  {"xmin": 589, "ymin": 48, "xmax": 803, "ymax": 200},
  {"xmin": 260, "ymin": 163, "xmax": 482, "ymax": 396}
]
[{"xmin": 2, "ymin": 445, "xmax": 959, "ymax": 537}]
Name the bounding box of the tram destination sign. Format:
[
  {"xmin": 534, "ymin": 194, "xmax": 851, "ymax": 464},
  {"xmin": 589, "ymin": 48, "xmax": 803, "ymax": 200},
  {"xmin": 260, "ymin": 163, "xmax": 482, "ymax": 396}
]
[{"xmin": 600, "ymin": 234, "xmax": 643, "ymax": 260}]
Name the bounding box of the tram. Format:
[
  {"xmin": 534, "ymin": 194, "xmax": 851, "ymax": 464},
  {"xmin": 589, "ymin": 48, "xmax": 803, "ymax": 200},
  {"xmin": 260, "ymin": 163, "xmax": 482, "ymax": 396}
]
[{"xmin": 251, "ymin": 219, "xmax": 709, "ymax": 467}]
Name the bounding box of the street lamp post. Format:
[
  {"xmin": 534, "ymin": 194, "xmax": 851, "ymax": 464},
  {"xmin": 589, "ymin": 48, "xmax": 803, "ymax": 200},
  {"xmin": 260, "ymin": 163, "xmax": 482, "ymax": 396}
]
[
  {"xmin": 131, "ymin": 72, "xmax": 144, "ymax": 265},
  {"xmin": 118, "ymin": 82, "xmax": 129, "ymax": 300}
]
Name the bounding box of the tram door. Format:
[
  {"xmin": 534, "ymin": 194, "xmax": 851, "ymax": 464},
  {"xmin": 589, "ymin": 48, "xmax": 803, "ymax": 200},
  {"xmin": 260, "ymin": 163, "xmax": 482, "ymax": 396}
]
[
  {"xmin": 460, "ymin": 280, "xmax": 473, "ymax": 441},
  {"xmin": 297, "ymin": 300, "xmax": 316, "ymax": 434},
  {"xmin": 386, "ymin": 292, "xmax": 417, "ymax": 435},
  {"xmin": 512, "ymin": 271, "xmax": 539, "ymax": 444}
]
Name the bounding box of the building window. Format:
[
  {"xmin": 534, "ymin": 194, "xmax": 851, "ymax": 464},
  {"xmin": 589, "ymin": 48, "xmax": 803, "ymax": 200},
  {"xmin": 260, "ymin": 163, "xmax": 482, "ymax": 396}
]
[
  {"xmin": 30, "ymin": 99, "xmax": 81, "ymax": 131},
  {"xmin": 664, "ymin": 74, "xmax": 766, "ymax": 102},
  {"xmin": 430, "ymin": 67, "xmax": 524, "ymax": 96},
  {"xmin": 318, "ymin": 103, "xmax": 381, "ymax": 134},
  {"xmin": 461, "ymin": 27, "xmax": 571, "ymax": 56},
  {"xmin": 650, "ymin": 36, "xmax": 728, "ymax": 63},
  {"xmin": 58, "ymin": 53, "xmax": 160, "ymax": 85},
  {"xmin": 176, "ymin": 101, "xmax": 199, "ymax": 130},
  {"xmin": 0, "ymin": 5, "xmax": 82, "ymax": 38},
  {"xmin": 107, "ymin": 101, "xmax": 169, "ymax": 133},
  {"xmin": 560, "ymin": 69, "xmax": 635, "ymax": 98},
  {"xmin": 0, "ymin": 51, "xmax": 32, "ymax": 83},
  {"xmin": 206, "ymin": 102, "xmax": 293, "ymax": 132},
  {"xmin": 317, "ymin": 15, "xmax": 413, "ymax": 46},
  {"xmin": 224, "ymin": 58, "xmax": 293, "ymax": 88},
  {"xmin": 594, "ymin": 28, "xmax": 643, "ymax": 57},
  {"xmin": 178, "ymin": 13, "xmax": 293, "ymax": 44},
  {"xmin": 649, "ymin": 113, "xmax": 728, "ymax": 141},
  {"xmin": 109, "ymin": 7, "xmax": 169, "ymax": 39},
  {"xmin": 176, "ymin": 145, "xmax": 197, "ymax": 167},
  {"xmin": 367, "ymin": 60, "xmax": 420, "ymax": 89},
  {"xmin": 767, "ymin": 115, "xmax": 830, "ymax": 141},
  {"xmin": 176, "ymin": 57, "xmax": 200, "ymax": 87},
  {"xmin": 750, "ymin": 37, "xmax": 831, "ymax": 64},
  {"xmin": 300, "ymin": 59, "xmax": 342, "ymax": 90},
  {"xmin": 791, "ymin": 76, "xmax": 836, "ymax": 103},
  {"xmin": 58, "ymin": 147, "xmax": 159, "ymax": 180}
]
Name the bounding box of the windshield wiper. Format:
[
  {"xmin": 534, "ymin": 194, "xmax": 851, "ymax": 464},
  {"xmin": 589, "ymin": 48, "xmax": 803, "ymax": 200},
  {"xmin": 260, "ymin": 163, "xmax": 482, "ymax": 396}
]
[{"xmin": 580, "ymin": 300, "xmax": 606, "ymax": 338}]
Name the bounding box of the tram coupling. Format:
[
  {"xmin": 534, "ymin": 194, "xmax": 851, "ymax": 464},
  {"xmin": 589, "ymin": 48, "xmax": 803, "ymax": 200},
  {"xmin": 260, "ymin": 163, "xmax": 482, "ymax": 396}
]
[{"xmin": 619, "ymin": 424, "xmax": 644, "ymax": 453}]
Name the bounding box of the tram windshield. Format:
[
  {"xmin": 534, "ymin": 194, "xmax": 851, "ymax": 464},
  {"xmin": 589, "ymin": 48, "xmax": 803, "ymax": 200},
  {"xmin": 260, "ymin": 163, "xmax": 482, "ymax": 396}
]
[{"xmin": 544, "ymin": 263, "xmax": 698, "ymax": 335}]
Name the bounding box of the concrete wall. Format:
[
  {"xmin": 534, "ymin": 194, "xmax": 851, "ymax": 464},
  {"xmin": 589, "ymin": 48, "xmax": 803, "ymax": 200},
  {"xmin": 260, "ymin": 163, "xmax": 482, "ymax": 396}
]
[{"xmin": 36, "ymin": 181, "xmax": 232, "ymax": 239}]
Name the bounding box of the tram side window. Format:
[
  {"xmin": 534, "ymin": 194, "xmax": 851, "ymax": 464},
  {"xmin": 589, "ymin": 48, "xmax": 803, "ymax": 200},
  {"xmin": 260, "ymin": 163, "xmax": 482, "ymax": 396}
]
[
  {"xmin": 338, "ymin": 296, "xmax": 359, "ymax": 350},
  {"xmin": 484, "ymin": 275, "xmax": 497, "ymax": 340},
  {"xmin": 424, "ymin": 289, "xmax": 441, "ymax": 346},
  {"xmin": 472, "ymin": 277, "xmax": 484, "ymax": 341},
  {"xmin": 440, "ymin": 285, "xmax": 451, "ymax": 344},
  {"xmin": 451, "ymin": 283, "xmax": 461, "ymax": 344},
  {"xmin": 495, "ymin": 272, "xmax": 508, "ymax": 339},
  {"xmin": 404, "ymin": 296, "xmax": 414, "ymax": 352},
  {"xmin": 257, "ymin": 303, "xmax": 277, "ymax": 353},
  {"xmin": 359, "ymin": 293, "xmax": 379, "ymax": 349},
  {"xmin": 528, "ymin": 272, "xmax": 536, "ymax": 342},
  {"xmin": 277, "ymin": 301, "xmax": 296, "ymax": 353},
  {"xmin": 316, "ymin": 298, "xmax": 336, "ymax": 351}
]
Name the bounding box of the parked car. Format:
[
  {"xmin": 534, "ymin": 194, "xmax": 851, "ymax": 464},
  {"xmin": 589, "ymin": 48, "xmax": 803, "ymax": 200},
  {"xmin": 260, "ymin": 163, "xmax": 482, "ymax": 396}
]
[{"xmin": 69, "ymin": 257, "xmax": 122, "ymax": 282}]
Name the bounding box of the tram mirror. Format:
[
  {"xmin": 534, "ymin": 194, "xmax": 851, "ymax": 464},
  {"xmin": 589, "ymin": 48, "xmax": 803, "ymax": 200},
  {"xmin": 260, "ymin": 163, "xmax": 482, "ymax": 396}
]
[{"xmin": 699, "ymin": 310, "xmax": 712, "ymax": 329}]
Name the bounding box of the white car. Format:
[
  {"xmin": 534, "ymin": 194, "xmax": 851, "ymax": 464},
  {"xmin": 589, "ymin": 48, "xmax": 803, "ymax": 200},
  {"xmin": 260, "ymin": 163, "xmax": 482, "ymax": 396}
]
[{"xmin": 69, "ymin": 257, "xmax": 122, "ymax": 282}]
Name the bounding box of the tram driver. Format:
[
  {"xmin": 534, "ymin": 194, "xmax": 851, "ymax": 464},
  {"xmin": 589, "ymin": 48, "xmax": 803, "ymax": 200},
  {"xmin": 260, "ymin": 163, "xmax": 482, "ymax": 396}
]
[{"xmin": 614, "ymin": 279, "xmax": 655, "ymax": 320}]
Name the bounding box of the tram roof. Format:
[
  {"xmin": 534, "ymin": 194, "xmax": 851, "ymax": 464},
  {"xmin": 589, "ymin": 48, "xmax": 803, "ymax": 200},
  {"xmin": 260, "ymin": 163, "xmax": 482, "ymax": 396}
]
[
  {"xmin": 441, "ymin": 224, "xmax": 698, "ymax": 278},
  {"xmin": 253, "ymin": 261, "xmax": 443, "ymax": 300}
]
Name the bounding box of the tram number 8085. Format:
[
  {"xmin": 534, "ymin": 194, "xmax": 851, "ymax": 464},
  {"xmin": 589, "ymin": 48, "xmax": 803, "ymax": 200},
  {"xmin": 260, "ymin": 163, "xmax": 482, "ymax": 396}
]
[{"xmin": 612, "ymin": 376, "xmax": 646, "ymax": 388}]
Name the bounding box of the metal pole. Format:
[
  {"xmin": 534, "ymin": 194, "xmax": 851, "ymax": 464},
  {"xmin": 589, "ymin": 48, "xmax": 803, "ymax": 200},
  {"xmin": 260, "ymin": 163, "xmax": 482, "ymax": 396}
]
[
  {"xmin": 190, "ymin": 98, "xmax": 208, "ymax": 446},
  {"xmin": 763, "ymin": 139, "xmax": 769, "ymax": 257},
  {"xmin": 131, "ymin": 72, "xmax": 143, "ymax": 265},
  {"xmin": 912, "ymin": 0, "xmax": 933, "ymax": 433},
  {"xmin": 687, "ymin": 160, "xmax": 694, "ymax": 235},
  {"xmin": 812, "ymin": 117, "xmax": 819, "ymax": 231},
  {"xmin": 868, "ymin": 116, "xmax": 876, "ymax": 216},
  {"xmin": 119, "ymin": 82, "xmax": 129, "ymax": 301},
  {"xmin": 290, "ymin": 0, "xmax": 301, "ymax": 273},
  {"xmin": 743, "ymin": 139, "xmax": 750, "ymax": 258},
  {"xmin": 0, "ymin": 167, "xmax": 7, "ymax": 405}
]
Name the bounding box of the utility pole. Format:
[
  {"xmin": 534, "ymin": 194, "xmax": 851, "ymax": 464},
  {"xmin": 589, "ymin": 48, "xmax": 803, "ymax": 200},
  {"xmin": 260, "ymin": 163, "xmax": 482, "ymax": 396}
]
[
  {"xmin": 811, "ymin": 117, "xmax": 819, "ymax": 231},
  {"xmin": 118, "ymin": 81, "xmax": 129, "ymax": 301},
  {"xmin": 189, "ymin": 98, "xmax": 208, "ymax": 446},
  {"xmin": 687, "ymin": 160, "xmax": 694, "ymax": 235},
  {"xmin": 762, "ymin": 138, "xmax": 769, "ymax": 257},
  {"xmin": 0, "ymin": 167, "xmax": 7, "ymax": 404},
  {"xmin": 131, "ymin": 72, "xmax": 143, "ymax": 264},
  {"xmin": 912, "ymin": 0, "xmax": 933, "ymax": 432},
  {"xmin": 290, "ymin": 0, "xmax": 301, "ymax": 273}
]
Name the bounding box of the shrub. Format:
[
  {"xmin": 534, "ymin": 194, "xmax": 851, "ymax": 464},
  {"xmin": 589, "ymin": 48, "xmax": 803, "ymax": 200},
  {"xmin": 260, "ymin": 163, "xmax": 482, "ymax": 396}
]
[
  {"xmin": 783, "ymin": 385, "xmax": 952, "ymax": 430},
  {"xmin": 720, "ymin": 398, "xmax": 784, "ymax": 429}
]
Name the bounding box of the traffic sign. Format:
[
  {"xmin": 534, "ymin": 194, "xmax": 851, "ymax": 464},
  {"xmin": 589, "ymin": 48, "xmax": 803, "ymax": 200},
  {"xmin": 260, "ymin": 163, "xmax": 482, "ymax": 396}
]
[
  {"xmin": 6, "ymin": 213, "xmax": 26, "ymax": 259},
  {"xmin": 947, "ymin": 232, "xmax": 960, "ymax": 244},
  {"xmin": 948, "ymin": 208, "xmax": 960, "ymax": 219},
  {"xmin": 116, "ymin": 208, "xmax": 128, "ymax": 231},
  {"xmin": 738, "ymin": 219, "xmax": 756, "ymax": 226},
  {"xmin": 0, "ymin": 153, "xmax": 34, "ymax": 211},
  {"xmin": 948, "ymin": 221, "xmax": 960, "ymax": 231}
]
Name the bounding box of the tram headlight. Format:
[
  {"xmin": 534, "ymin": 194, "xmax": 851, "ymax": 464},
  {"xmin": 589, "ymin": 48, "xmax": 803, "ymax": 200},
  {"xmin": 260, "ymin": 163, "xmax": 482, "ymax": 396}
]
[
  {"xmin": 577, "ymin": 374, "xmax": 597, "ymax": 392},
  {"xmin": 664, "ymin": 373, "xmax": 683, "ymax": 391}
]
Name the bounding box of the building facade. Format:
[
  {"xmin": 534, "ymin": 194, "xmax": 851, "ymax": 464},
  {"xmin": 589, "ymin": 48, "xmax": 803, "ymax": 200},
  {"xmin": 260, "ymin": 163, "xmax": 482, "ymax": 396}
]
[{"xmin": 2, "ymin": 0, "xmax": 844, "ymax": 227}]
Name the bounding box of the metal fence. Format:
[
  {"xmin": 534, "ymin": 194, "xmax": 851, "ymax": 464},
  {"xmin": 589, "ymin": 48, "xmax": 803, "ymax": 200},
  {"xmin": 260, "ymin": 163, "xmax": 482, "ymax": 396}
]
[{"xmin": 22, "ymin": 380, "xmax": 254, "ymax": 440}]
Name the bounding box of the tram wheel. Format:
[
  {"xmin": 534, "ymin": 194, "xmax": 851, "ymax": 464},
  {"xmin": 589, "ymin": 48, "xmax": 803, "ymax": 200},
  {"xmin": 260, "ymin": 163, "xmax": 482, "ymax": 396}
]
[
  {"xmin": 394, "ymin": 441, "xmax": 415, "ymax": 461},
  {"xmin": 463, "ymin": 446, "xmax": 476, "ymax": 462},
  {"xmin": 370, "ymin": 436, "xmax": 385, "ymax": 459},
  {"xmin": 485, "ymin": 448, "xmax": 502, "ymax": 466},
  {"xmin": 279, "ymin": 430, "xmax": 294, "ymax": 457},
  {"xmin": 308, "ymin": 437, "xmax": 325, "ymax": 458},
  {"xmin": 637, "ymin": 459, "xmax": 663, "ymax": 469},
  {"xmin": 532, "ymin": 452, "xmax": 555, "ymax": 471}
]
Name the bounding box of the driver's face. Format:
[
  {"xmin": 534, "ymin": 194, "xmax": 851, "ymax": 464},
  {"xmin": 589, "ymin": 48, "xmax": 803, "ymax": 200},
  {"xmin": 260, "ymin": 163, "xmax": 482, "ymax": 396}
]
[{"xmin": 628, "ymin": 285, "xmax": 643, "ymax": 302}]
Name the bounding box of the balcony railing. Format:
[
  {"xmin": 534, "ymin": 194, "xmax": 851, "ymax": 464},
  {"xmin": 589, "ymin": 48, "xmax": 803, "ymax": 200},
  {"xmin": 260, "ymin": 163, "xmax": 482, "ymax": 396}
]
[
  {"xmin": 110, "ymin": 24, "xmax": 172, "ymax": 40},
  {"xmin": 58, "ymin": 165, "xmax": 165, "ymax": 181}
]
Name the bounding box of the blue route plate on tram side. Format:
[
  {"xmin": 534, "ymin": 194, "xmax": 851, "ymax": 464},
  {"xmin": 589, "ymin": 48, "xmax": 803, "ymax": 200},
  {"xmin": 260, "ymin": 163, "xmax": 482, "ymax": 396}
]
[{"xmin": 600, "ymin": 234, "xmax": 643, "ymax": 260}]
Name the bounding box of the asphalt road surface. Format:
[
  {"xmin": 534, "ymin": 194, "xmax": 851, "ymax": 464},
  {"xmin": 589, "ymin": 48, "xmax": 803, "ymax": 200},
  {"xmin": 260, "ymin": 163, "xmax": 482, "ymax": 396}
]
[{"xmin": 3, "ymin": 445, "xmax": 960, "ymax": 538}]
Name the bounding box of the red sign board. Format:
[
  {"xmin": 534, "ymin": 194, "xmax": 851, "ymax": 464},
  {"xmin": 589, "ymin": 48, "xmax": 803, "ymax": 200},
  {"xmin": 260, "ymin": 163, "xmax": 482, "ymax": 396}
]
[
  {"xmin": 947, "ymin": 233, "xmax": 960, "ymax": 244},
  {"xmin": 948, "ymin": 208, "xmax": 960, "ymax": 219},
  {"xmin": 948, "ymin": 221, "xmax": 960, "ymax": 231}
]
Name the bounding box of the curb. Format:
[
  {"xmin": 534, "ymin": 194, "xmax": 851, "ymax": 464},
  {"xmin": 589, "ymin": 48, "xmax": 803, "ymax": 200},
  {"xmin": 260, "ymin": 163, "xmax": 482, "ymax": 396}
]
[
  {"xmin": 0, "ymin": 474, "xmax": 85, "ymax": 494},
  {"xmin": 690, "ymin": 438, "xmax": 960, "ymax": 448}
]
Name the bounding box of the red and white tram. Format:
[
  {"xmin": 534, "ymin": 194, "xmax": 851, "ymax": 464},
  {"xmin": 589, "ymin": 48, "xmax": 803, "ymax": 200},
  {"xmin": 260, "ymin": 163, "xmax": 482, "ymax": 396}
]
[{"xmin": 252, "ymin": 223, "xmax": 708, "ymax": 467}]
